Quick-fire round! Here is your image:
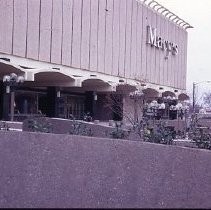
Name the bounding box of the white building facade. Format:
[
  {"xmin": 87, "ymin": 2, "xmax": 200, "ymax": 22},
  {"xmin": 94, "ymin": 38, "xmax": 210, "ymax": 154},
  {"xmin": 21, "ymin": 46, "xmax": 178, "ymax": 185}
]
[{"xmin": 0, "ymin": 0, "xmax": 192, "ymax": 121}]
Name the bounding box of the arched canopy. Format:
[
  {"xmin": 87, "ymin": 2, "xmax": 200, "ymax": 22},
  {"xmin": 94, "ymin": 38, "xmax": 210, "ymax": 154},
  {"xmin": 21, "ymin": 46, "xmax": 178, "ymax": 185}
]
[
  {"xmin": 0, "ymin": 61, "xmax": 25, "ymax": 78},
  {"xmin": 35, "ymin": 71, "xmax": 74, "ymax": 82},
  {"xmin": 82, "ymin": 78, "xmax": 110, "ymax": 86},
  {"xmin": 143, "ymin": 88, "xmax": 159, "ymax": 98},
  {"xmin": 162, "ymin": 91, "xmax": 176, "ymax": 98},
  {"xmin": 33, "ymin": 71, "xmax": 77, "ymax": 87},
  {"xmin": 82, "ymin": 79, "xmax": 116, "ymax": 92},
  {"xmin": 116, "ymin": 84, "xmax": 137, "ymax": 93},
  {"xmin": 178, "ymin": 93, "xmax": 190, "ymax": 101}
]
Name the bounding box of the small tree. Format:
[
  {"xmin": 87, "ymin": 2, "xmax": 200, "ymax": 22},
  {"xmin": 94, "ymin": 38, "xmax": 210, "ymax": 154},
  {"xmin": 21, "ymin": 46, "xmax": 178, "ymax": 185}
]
[
  {"xmin": 203, "ymin": 91, "xmax": 211, "ymax": 107},
  {"xmin": 104, "ymin": 93, "xmax": 144, "ymax": 127},
  {"xmin": 27, "ymin": 117, "xmax": 53, "ymax": 133},
  {"xmin": 104, "ymin": 92, "xmax": 148, "ymax": 140}
]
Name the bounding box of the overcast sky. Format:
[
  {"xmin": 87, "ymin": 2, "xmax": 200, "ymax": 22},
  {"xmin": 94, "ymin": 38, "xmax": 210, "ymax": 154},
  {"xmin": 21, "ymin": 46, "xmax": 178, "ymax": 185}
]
[{"xmin": 157, "ymin": 0, "xmax": 211, "ymax": 94}]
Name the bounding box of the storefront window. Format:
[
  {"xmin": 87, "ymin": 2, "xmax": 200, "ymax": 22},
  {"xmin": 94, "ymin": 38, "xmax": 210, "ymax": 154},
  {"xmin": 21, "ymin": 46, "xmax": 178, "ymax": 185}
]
[
  {"xmin": 58, "ymin": 94, "xmax": 85, "ymax": 120},
  {"xmin": 15, "ymin": 91, "xmax": 38, "ymax": 114}
]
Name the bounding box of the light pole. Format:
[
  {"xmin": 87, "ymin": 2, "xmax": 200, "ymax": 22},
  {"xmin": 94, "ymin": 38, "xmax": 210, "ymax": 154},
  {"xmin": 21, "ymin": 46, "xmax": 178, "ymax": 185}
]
[
  {"xmin": 193, "ymin": 81, "xmax": 211, "ymax": 114},
  {"xmin": 3, "ymin": 73, "xmax": 25, "ymax": 121}
]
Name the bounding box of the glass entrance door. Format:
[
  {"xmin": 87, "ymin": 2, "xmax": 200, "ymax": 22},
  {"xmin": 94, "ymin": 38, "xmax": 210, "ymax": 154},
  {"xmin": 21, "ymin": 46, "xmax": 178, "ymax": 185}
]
[
  {"xmin": 66, "ymin": 99, "xmax": 74, "ymax": 119},
  {"xmin": 58, "ymin": 94, "xmax": 85, "ymax": 120}
]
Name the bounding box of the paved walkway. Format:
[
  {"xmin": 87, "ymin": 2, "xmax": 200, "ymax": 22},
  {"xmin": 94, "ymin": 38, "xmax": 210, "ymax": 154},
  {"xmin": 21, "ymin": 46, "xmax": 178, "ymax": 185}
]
[
  {"xmin": 173, "ymin": 138, "xmax": 197, "ymax": 148},
  {"xmin": 0, "ymin": 121, "xmax": 23, "ymax": 132}
]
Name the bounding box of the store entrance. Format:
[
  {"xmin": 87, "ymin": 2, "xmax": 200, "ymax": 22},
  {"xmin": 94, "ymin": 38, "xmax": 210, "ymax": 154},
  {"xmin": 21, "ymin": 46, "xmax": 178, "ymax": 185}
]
[
  {"xmin": 15, "ymin": 90, "xmax": 85, "ymax": 119},
  {"xmin": 15, "ymin": 90, "xmax": 41, "ymax": 115},
  {"xmin": 57, "ymin": 94, "xmax": 85, "ymax": 120}
]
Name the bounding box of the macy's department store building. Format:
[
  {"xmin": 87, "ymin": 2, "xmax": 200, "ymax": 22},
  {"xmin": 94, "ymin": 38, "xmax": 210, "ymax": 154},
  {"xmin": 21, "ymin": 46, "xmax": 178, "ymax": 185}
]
[{"xmin": 0, "ymin": 0, "xmax": 192, "ymax": 122}]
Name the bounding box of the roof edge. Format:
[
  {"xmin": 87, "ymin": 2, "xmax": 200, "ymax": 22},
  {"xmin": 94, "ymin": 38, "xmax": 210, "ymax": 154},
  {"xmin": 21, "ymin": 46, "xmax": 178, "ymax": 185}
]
[{"xmin": 137, "ymin": 0, "xmax": 193, "ymax": 31}]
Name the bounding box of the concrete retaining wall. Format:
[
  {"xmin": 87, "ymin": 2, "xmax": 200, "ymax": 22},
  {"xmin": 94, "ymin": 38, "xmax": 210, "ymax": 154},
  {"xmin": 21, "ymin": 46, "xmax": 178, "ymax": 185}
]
[
  {"xmin": 22, "ymin": 117, "xmax": 118, "ymax": 138},
  {"xmin": 22, "ymin": 117, "xmax": 187, "ymax": 139},
  {"xmin": 0, "ymin": 131, "xmax": 211, "ymax": 208}
]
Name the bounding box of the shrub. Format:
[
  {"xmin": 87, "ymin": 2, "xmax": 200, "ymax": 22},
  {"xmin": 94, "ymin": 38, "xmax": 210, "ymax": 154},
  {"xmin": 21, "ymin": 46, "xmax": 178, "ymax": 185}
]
[
  {"xmin": 69, "ymin": 119, "xmax": 93, "ymax": 137},
  {"xmin": 192, "ymin": 128, "xmax": 211, "ymax": 150},
  {"xmin": 144, "ymin": 121, "xmax": 175, "ymax": 145},
  {"xmin": 27, "ymin": 117, "xmax": 53, "ymax": 133},
  {"xmin": 109, "ymin": 122, "xmax": 130, "ymax": 139},
  {"xmin": 188, "ymin": 114, "xmax": 211, "ymax": 150}
]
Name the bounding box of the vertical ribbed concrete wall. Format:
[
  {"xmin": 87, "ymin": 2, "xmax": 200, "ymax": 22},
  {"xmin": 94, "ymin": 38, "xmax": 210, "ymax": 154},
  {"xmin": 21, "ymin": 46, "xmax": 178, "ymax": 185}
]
[
  {"xmin": 0, "ymin": 0, "xmax": 187, "ymax": 90},
  {"xmin": 0, "ymin": 131, "xmax": 211, "ymax": 208}
]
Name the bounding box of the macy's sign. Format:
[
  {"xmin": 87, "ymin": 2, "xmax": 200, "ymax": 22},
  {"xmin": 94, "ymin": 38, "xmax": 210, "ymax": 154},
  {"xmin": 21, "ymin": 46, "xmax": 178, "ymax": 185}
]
[{"xmin": 146, "ymin": 25, "xmax": 178, "ymax": 59}]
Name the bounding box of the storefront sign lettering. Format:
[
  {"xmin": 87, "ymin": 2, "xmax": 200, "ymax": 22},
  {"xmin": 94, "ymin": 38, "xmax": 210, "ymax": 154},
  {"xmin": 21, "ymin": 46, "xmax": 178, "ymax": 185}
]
[{"xmin": 146, "ymin": 25, "xmax": 178, "ymax": 59}]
